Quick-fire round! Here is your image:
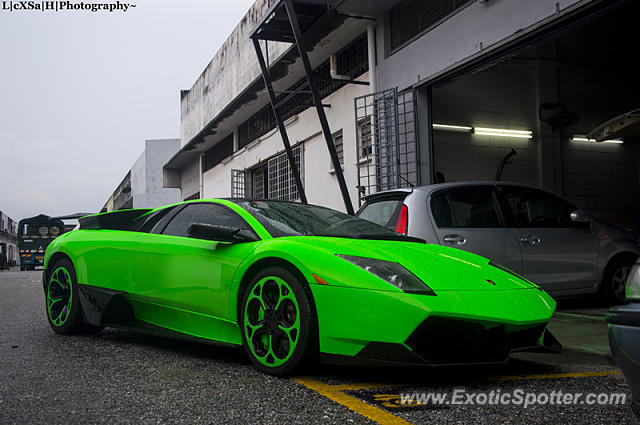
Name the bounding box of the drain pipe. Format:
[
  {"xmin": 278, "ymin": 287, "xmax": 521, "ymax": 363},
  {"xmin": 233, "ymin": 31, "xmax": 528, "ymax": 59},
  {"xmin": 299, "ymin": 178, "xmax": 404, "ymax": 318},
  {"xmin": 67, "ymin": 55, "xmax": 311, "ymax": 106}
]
[{"xmin": 367, "ymin": 22, "xmax": 377, "ymax": 93}]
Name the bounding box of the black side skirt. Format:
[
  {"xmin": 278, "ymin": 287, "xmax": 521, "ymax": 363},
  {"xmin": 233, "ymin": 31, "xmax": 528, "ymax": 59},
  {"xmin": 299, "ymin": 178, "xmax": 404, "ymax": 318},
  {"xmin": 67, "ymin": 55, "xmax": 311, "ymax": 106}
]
[{"xmin": 76, "ymin": 284, "xmax": 239, "ymax": 349}]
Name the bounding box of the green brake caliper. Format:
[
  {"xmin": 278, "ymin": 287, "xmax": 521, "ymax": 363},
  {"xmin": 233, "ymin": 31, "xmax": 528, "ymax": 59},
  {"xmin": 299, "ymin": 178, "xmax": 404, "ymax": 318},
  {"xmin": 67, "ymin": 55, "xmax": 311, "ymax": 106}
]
[
  {"xmin": 47, "ymin": 267, "xmax": 73, "ymax": 327},
  {"xmin": 244, "ymin": 276, "xmax": 300, "ymax": 367}
]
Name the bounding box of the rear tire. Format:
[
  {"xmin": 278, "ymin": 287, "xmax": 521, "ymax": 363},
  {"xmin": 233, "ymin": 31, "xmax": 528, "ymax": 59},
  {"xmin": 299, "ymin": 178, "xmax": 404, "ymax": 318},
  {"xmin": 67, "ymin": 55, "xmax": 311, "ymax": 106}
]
[
  {"xmin": 239, "ymin": 267, "xmax": 316, "ymax": 375},
  {"xmin": 601, "ymin": 256, "xmax": 636, "ymax": 304},
  {"xmin": 45, "ymin": 259, "xmax": 84, "ymax": 334}
]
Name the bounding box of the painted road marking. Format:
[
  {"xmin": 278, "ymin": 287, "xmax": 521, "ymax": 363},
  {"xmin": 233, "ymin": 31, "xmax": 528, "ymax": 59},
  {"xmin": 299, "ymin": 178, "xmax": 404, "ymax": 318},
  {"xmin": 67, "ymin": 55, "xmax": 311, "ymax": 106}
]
[
  {"xmin": 295, "ymin": 370, "xmax": 621, "ymax": 424},
  {"xmin": 294, "ymin": 377, "xmax": 411, "ymax": 425}
]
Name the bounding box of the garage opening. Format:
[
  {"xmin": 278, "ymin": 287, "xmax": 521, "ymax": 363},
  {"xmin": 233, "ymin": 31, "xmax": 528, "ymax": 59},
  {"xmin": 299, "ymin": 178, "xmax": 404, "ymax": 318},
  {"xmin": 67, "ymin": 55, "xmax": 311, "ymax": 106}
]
[{"xmin": 426, "ymin": 0, "xmax": 640, "ymax": 229}]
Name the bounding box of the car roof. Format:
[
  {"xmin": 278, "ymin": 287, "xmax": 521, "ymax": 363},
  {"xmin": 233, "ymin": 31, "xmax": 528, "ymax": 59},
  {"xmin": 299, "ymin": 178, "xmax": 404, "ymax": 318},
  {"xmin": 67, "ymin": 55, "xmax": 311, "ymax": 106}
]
[{"xmin": 362, "ymin": 181, "xmax": 547, "ymax": 201}]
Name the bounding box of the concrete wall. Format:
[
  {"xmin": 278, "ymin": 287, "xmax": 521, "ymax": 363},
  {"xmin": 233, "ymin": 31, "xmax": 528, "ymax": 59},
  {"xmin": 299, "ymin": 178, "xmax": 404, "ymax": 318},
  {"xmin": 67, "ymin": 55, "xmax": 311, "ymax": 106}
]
[
  {"xmin": 375, "ymin": 0, "xmax": 588, "ymax": 92},
  {"xmin": 180, "ymin": 157, "xmax": 201, "ymax": 201},
  {"xmin": 131, "ymin": 150, "xmax": 146, "ymax": 207},
  {"xmin": 180, "ymin": 0, "xmax": 290, "ymax": 147},
  {"xmin": 202, "ymin": 73, "xmax": 371, "ymax": 212},
  {"xmin": 131, "ymin": 139, "xmax": 181, "ymax": 209},
  {"xmin": 431, "ymin": 62, "xmax": 539, "ymax": 185}
]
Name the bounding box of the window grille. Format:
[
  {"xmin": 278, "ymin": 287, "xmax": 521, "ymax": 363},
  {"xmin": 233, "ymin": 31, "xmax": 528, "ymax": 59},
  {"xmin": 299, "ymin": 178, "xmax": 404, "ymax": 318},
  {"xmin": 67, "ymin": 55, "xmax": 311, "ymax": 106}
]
[
  {"xmin": 390, "ymin": 0, "xmax": 474, "ymax": 51},
  {"xmin": 267, "ymin": 145, "xmax": 303, "ymax": 201},
  {"xmin": 333, "ymin": 131, "xmax": 344, "ymax": 168},
  {"xmin": 355, "ymin": 88, "xmax": 418, "ymax": 205},
  {"xmin": 252, "ymin": 167, "xmax": 266, "ymax": 199},
  {"xmin": 231, "ymin": 170, "xmax": 248, "ymax": 198}
]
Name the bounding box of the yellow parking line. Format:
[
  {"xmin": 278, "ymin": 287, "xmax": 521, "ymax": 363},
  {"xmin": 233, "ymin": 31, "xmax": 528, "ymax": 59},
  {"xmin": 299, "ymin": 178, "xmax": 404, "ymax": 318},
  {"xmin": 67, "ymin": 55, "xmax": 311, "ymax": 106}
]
[
  {"xmin": 488, "ymin": 370, "xmax": 621, "ymax": 381},
  {"xmin": 295, "ymin": 370, "xmax": 620, "ymax": 424},
  {"xmin": 294, "ymin": 377, "xmax": 412, "ymax": 425},
  {"xmin": 333, "ymin": 382, "xmax": 405, "ymax": 391}
]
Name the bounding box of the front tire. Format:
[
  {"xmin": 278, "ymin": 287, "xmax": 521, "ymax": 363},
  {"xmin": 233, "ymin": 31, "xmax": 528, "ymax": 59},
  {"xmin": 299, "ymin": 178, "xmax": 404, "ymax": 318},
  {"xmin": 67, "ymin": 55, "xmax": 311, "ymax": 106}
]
[
  {"xmin": 45, "ymin": 259, "xmax": 84, "ymax": 334},
  {"xmin": 240, "ymin": 267, "xmax": 315, "ymax": 375}
]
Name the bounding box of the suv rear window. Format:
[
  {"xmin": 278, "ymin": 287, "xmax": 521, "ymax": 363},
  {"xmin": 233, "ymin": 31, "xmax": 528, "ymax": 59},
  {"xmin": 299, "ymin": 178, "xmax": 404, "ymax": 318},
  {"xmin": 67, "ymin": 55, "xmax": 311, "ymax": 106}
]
[{"xmin": 357, "ymin": 197, "xmax": 406, "ymax": 229}]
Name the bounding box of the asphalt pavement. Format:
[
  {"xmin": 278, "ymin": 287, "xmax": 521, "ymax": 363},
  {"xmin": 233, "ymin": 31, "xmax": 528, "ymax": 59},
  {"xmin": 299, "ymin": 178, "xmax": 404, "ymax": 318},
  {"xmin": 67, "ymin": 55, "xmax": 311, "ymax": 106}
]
[{"xmin": 0, "ymin": 270, "xmax": 637, "ymax": 424}]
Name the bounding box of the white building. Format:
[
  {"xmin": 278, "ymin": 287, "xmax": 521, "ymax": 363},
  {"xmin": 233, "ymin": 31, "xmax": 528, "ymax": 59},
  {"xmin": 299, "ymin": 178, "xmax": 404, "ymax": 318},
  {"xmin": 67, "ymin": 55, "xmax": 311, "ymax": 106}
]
[
  {"xmin": 0, "ymin": 210, "xmax": 18, "ymax": 267},
  {"xmin": 104, "ymin": 139, "xmax": 181, "ymax": 211},
  {"xmin": 165, "ymin": 0, "xmax": 640, "ymax": 227}
]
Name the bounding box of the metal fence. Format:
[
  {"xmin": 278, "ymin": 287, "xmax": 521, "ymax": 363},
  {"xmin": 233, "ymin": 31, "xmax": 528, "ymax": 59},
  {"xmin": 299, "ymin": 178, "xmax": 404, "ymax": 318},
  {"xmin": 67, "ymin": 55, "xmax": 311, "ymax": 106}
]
[{"xmin": 354, "ymin": 88, "xmax": 418, "ymax": 205}]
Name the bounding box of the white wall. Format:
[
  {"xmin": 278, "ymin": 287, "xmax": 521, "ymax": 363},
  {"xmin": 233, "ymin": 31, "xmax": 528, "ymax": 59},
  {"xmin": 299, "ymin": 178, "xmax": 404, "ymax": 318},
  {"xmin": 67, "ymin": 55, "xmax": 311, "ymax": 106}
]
[
  {"xmin": 202, "ymin": 73, "xmax": 371, "ymax": 212},
  {"xmin": 129, "ymin": 139, "xmax": 181, "ymax": 209},
  {"xmin": 180, "ymin": 157, "xmax": 201, "ymax": 201}
]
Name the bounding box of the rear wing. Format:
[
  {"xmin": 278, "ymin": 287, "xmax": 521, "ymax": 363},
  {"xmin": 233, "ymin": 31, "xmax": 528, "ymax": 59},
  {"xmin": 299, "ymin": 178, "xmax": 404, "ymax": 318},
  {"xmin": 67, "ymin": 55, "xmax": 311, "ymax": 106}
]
[{"xmin": 79, "ymin": 209, "xmax": 152, "ymax": 231}]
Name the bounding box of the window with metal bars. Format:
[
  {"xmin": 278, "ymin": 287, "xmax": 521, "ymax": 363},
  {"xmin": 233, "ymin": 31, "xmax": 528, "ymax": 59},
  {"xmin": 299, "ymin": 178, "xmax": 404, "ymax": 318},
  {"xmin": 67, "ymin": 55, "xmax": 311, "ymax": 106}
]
[
  {"xmin": 330, "ymin": 130, "xmax": 344, "ymax": 170},
  {"xmin": 357, "ymin": 118, "xmax": 373, "ymax": 158},
  {"xmin": 231, "ymin": 170, "xmax": 247, "ymax": 198},
  {"xmin": 238, "ymin": 35, "xmax": 368, "ymax": 149},
  {"xmin": 204, "ymin": 133, "xmax": 234, "ymax": 172},
  {"xmin": 267, "ymin": 145, "xmax": 303, "ymax": 201},
  {"xmin": 389, "ymin": 0, "xmax": 474, "ymax": 51}
]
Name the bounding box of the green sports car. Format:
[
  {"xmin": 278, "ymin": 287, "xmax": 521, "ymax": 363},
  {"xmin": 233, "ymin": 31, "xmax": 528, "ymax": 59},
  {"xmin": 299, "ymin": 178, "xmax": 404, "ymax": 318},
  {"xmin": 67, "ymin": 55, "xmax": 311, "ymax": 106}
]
[{"xmin": 43, "ymin": 199, "xmax": 560, "ymax": 375}]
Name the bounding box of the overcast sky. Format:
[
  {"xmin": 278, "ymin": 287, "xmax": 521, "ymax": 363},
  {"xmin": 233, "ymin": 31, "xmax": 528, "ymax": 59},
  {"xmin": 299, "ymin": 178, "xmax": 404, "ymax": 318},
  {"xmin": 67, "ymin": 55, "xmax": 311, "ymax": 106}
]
[{"xmin": 0, "ymin": 0, "xmax": 255, "ymax": 221}]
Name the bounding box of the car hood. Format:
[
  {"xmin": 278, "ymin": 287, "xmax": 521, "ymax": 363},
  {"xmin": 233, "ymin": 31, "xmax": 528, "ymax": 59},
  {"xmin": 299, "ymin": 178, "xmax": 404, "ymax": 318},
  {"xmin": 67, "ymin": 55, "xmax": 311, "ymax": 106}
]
[{"xmin": 281, "ymin": 236, "xmax": 537, "ymax": 292}]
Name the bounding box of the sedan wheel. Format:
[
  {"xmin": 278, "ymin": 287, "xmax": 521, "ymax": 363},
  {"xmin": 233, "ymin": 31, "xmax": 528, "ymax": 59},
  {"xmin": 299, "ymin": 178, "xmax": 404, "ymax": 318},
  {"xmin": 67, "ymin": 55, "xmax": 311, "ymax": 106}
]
[
  {"xmin": 603, "ymin": 257, "xmax": 636, "ymax": 304},
  {"xmin": 611, "ymin": 266, "xmax": 631, "ymax": 300}
]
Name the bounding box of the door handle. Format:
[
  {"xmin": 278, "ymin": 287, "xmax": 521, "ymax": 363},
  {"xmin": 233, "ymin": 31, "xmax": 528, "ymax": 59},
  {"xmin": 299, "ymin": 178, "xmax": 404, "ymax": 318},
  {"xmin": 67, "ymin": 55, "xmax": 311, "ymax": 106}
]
[
  {"xmin": 520, "ymin": 235, "xmax": 541, "ymax": 245},
  {"xmin": 443, "ymin": 234, "xmax": 467, "ymax": 245}
]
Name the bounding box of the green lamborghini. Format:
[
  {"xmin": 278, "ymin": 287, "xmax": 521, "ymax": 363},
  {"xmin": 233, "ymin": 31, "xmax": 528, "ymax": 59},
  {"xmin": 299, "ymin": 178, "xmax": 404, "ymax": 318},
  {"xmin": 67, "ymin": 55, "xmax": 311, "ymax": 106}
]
[{"xmin": 43, "ymin": 199, "xmax": 560, "ymax": 374}]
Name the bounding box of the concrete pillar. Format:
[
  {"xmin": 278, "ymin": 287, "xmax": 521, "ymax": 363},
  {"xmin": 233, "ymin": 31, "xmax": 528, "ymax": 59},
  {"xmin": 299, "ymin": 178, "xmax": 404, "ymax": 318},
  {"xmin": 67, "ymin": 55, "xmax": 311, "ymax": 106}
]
[
  {"xmin": 416, "ymin": 86, "xmax": 433, "ymax": 185},
  {"xmin": 535, "ymin": 55, "xmax": 563, "ymax": 194}
]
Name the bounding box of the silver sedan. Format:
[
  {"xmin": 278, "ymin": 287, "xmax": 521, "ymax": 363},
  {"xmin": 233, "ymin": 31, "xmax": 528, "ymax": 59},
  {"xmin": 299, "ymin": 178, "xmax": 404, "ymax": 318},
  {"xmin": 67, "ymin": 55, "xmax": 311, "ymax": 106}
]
[{"xmin": 357, "ymin": 182, "xmax": 640, "ymax": 302}]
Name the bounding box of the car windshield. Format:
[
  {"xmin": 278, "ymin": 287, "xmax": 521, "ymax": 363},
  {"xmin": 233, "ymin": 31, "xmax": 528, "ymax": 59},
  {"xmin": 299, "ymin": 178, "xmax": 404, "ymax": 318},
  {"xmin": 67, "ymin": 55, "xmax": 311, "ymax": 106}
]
[{"xmin": 236, "ymin": 200, "xmax": 419, "ymax": 241}]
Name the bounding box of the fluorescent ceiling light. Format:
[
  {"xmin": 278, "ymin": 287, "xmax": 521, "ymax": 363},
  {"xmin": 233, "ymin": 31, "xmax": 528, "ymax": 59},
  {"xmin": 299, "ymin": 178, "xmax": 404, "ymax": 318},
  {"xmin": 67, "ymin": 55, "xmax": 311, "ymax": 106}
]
[
  {"xmin": 433, "ymin": 124, "xmax": 532, "ymax": 138},
  {"xmin": 572, "ymin": 136, "xmax": 623, "ymax": 144},
  {"xmin": 432, "ymin": 123, "xmax": 472, "ymax": 132},
  {"xmin": 474, "ymin": 127, "xmax": 533, "ymax": 138}
]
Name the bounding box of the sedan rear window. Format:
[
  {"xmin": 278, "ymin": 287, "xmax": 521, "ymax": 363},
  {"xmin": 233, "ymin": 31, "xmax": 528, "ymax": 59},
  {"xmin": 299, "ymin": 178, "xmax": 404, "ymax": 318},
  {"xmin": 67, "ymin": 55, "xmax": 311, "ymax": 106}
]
[{"xmin": 357, "ymin": 198, "xmax": 405, "ymax": 229}]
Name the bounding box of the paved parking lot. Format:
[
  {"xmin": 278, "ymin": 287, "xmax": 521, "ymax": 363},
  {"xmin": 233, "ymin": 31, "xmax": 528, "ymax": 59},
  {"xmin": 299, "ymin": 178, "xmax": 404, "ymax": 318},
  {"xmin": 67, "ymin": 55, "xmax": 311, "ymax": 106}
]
[{"xmin": 0, "ymin": 270, "xmax": 637, "ymax": 424}]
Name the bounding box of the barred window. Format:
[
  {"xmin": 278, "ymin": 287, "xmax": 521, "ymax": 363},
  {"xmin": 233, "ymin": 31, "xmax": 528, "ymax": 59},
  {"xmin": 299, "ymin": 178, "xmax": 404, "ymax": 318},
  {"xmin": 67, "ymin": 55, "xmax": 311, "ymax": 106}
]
[
  {"xmin": 358, "ymin": 118, "xmax": 373, "ymax": 157},
  {"xmin": 252, "ymin": 167, "xmax": 266, "ymax": 199},
  {"xmin": 389, "ymin": 0, "xmax": 474, "ymax": 51},
  {"xmin": 267, "ymin": 146, "xmax": 303, "ymax": 201},
  {"xmin": 332, "ymin": 131, "xmax": 344, "ymax": 169},
  {"xmin": 231, "ymin": 170, "xmax": 247, "ymax": 198}
]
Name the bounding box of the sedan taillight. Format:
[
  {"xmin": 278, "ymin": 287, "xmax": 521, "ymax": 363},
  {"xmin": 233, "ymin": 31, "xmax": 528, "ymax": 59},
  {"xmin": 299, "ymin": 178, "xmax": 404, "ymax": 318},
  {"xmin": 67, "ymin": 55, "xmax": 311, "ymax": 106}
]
[{"xmin": 394, "ymin": 204, "xmax": 408, "ymax": 235}]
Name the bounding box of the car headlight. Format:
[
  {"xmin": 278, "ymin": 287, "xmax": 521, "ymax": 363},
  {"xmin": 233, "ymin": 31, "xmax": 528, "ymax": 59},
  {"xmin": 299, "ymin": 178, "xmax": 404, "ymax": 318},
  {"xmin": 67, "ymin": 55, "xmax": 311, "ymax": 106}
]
[
  {"xmin": 336, "ymin": 254, "xmax": 435, "ymax": 295},
  {"xmin": 626, "ymin": 263, "xmax": 640, "ymax": 301}
]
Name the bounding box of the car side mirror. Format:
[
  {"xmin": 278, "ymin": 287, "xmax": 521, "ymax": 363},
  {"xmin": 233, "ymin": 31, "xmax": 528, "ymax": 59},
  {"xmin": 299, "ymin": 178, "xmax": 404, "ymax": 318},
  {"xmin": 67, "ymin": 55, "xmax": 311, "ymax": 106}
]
[
  {"xmin": 570, "ymin": 209, "xmax": 590, "ymax": 224},
  {"xmin": 187, "ymin": 223, "xmax": 259, "ymax": 243}
]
